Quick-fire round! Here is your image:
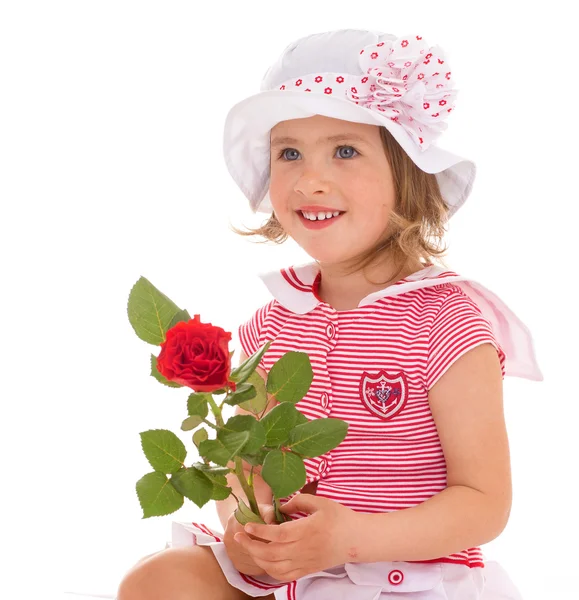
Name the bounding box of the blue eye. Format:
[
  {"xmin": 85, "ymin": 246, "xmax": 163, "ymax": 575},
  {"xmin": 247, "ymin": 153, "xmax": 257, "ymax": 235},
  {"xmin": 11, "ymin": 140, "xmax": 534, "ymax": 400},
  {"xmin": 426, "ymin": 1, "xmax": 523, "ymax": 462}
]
[
  {"xmin": 336, "ymin": 145, "xmax": 358, "ymax": 159},
  {"xmin": 278, "ymin": 148, "xmax": 299, "ymax": 161},
  {"xmin": 276, "ymin": 145, "xmax": 359, "ymax": 161}
]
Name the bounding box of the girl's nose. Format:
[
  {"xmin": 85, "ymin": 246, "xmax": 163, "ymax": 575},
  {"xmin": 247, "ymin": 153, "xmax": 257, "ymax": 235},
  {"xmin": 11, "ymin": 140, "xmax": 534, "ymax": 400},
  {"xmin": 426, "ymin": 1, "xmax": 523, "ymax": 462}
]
[{"xmin": 294, "ymin": 171, "xmax": 333, "ymax": 197}]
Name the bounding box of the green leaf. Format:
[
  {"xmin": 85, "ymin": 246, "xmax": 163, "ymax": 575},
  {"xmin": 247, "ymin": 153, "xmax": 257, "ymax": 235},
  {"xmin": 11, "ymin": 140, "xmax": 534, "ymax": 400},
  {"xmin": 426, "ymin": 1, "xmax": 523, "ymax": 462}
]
[
  {"xmin": 207, "ymin": 474, "xmax": 229, "ymax": 487},
  {"xmin": 203, "ymin": 471, "xmax": 231, "ymax": 500},
  {"xmin": 237, "ymin": 370, "xmax": 268, "ymax": 415},
  {"xmin": 150, "ymin": 354, "xmax": 183, "ymax": 388},
  {"xmin": 295, "ymin": 411, "xmax": 309, "ymax": 426},
  {"xmin": 229, "ymin": 341, "xmax": 273, "ymax": 384},
  {"xmin": 140, "ymin": 430, "xmax": 186, "ymax": 474},
  {"xmin": 223, "ymin": 383, "xmax": 257, "ymax": 407},
  {"xmin": 187, "ymin": 393, "xmax": 210, "ymax": 418},
  {"xmin": 127, "ymin": 277, "xmax": 184, "ymax": 345},
  {"xmin": 169, "ymin": 467, "xmax": 213, "ymax": 508},
  {"xmin": 266, "ymin": 351, "xmax": 313, "ymax": 403},
  {"xmin": 189, "ymin": 465, "xmax": 232, "ymax": 500},
  {"xmin": 198, "ymin": 431, "xmax": 250, "ymax": 467},
  {"xmin": 210, "ymin": 388, "xmax": 227, "ymax": 396},
  {"xmin": 287, "ymin": 418, "xmax": 348, "ymax": 458},
  {"xmin": 168, "ymin": 308, "xmax": 192, "ymax": 330},
  {"xmin": 198, "ymin": 466, "xmax": 232, "ymax": 502},
  {"xmin": 191, "ymin": 462, "xmax": 231, "ymax": 477},
  {"xmin": 221, "ymin": 415, "xmax": 265, "ymax": 455},
  {"xmin": 260, "ymin": 402, "xmax": 302, "ymax": 446},
  {"xmin": 211, "ymin": 482, "xmax": 232, "ymax": 501},
  {"xmin": 192, "ymin": 428, "xmax": 209, "ymax": 448},
  {"xmin": 234, "ymin": 498, "xmax": 266, "ymax": 525},
  {"xmin": 261, "ymin": 450, "xmax": 306, "ymax": 499},
  {"xmin": 181, "ymin": 415, "xmax": 204, "ymax": 431},
  {"xmin": 136, "ymin": 472, "xmax": 184, "ymax": 518},
  {"xmin": 239, "ymin": 449, "xmax": 269, "ymax": 467}
]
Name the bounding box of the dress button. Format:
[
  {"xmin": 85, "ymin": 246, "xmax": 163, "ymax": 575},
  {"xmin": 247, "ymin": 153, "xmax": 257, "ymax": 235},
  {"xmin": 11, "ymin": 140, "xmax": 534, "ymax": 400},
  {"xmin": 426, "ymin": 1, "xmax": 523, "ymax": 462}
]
[
  {"xmin": 388, "ymin": 570, "xmax": 404, "ymax": 585},
  {"xmin": 326, "ymin": 323, "xmax": 335, "ymax": 339},
  {"xmin": 318, "ymin": 457, "xmax": 328, "ymax": 477},
  {"xmin": 320, "ymin": 392, "xmax": 329, "ymax": 409}
]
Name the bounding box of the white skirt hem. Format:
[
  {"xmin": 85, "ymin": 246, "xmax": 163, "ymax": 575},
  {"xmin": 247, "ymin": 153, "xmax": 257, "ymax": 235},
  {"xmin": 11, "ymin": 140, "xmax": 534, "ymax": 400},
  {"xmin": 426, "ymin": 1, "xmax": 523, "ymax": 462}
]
[{"xmin": 170, "ymin": 520, "xmax": 524, "ymax": 600}]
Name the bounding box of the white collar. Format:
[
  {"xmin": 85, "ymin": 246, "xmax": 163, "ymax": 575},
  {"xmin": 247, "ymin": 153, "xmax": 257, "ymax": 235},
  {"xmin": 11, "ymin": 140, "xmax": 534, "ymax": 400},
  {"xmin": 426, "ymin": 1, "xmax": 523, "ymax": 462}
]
[
  {"xmin": 259, "ymin": 261, "xmax": 457, "ymax": 314},
  {"xmin": 257, "ymin": 261, "xmax": 543, "ymax": 382}
]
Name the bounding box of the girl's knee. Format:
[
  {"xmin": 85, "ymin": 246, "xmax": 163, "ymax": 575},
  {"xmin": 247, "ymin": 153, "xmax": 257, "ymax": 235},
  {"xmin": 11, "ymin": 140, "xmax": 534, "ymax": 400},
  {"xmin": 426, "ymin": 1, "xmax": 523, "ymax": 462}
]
[
  {"xmin": 134, "ymin": 549, "xmax": 164, "ymax": 566},
  {"xmin": 116, "ymin": 546, "xmax": 208, "ymax": 600}
]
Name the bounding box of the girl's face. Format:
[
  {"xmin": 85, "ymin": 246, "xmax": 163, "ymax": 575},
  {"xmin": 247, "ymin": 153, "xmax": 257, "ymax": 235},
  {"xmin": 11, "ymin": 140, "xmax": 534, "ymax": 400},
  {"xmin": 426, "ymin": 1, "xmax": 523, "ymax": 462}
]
[{"xmin": 269, "ymin": 115, "xmax": 396, "ymax": 266}]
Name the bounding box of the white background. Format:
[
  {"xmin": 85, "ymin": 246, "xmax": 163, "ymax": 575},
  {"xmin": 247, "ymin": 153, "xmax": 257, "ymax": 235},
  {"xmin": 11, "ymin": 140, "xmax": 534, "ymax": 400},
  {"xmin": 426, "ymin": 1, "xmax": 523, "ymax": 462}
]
[{"xmin": 1, "ymin": 1, "xmax": 577, "ymax": 599}]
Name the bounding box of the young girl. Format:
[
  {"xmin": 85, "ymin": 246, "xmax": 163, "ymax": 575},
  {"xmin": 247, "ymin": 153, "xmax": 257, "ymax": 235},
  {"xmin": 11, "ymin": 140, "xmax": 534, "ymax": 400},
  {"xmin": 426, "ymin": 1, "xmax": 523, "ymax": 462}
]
[{"xmin": 117, "ymin": 28, "xmax": 542, "ymax": 600}]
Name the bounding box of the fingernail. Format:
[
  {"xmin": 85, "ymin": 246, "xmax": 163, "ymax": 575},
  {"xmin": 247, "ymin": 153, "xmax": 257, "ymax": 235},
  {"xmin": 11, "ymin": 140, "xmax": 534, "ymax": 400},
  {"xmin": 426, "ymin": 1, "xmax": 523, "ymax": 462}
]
[{"xmin": 245, "ymin": 525, "xmax": 254, "ymax": 534}]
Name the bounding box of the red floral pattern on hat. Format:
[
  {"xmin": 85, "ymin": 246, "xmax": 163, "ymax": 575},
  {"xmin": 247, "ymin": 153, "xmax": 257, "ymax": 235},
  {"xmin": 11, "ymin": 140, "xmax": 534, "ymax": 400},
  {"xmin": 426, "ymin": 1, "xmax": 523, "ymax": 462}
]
[
  {"xmin": 275, "ymin": 34, "xmax": 457, "ymax": 151},
  {"xmin": 347, "ymin": 34, "xmax": 457, "ymax": 150}
]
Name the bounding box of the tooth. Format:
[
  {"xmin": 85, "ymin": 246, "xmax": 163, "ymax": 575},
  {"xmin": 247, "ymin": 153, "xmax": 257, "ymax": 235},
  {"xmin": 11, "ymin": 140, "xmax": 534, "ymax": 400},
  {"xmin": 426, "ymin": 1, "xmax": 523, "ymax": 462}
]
[{"xmin": 301, "ymin": 210, "xmax": 341, "ymax": 221}]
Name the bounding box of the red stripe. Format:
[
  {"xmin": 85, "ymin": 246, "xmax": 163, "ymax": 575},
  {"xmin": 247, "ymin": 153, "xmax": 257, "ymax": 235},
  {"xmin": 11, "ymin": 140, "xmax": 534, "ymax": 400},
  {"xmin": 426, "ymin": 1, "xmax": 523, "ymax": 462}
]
[
  {"xmin": 288, "ymin": 266, "xmax": 310, "ymax": 290},
  {"xmin": 408, "ymin": 557, "xmax": 485, "ymax": 569},
  {"xmin": 191, "ymin": 522, "xmax": 222, "ymax": 543},
  {"xmin": 281, "ymin": 267, "xmax": 311, "ymax": 292},
  {"xmin": 239, "ymin": 572, "xmax": 288, "ymax": 590}
]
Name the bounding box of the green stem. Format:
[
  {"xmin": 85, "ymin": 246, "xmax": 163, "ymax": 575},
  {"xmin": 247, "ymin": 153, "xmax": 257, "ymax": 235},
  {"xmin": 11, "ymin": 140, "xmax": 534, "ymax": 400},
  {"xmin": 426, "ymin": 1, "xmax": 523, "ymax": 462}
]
[
  {"xmin": 276, "ymin": 497, "xmax": 292, "ymax": 523},
  {"xmin": 258, "ymin": 394, "xmax": 276, "ymax": 420},
  {"xmin": 234, "ymin": 456, "xmax": 260, "ymax": 516},
  {"xmin": 274, "ymin": 497, "xmax": 285, "ymax": 523},
  {"xmin": 206, "ymin": 394, "xmax": 224, "ymax": 428},
  {"xmin": 201, "ymin": 418, "xmax": 218, "ymax": 430}
]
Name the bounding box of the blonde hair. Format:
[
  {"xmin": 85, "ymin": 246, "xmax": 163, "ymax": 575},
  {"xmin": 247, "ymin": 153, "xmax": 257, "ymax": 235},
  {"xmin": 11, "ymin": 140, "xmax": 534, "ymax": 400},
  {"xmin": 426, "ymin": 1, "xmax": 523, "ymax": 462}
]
[{"xmin": 229, "ymin": 125, "xmax": 451, "ymax": 285}]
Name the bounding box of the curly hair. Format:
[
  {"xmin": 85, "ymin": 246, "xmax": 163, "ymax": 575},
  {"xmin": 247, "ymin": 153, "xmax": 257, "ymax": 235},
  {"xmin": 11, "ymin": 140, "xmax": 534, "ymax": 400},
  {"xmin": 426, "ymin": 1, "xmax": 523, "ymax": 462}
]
[{"xmin": 229, "ymin": 125, "xmax": 451, "ymax": 285}]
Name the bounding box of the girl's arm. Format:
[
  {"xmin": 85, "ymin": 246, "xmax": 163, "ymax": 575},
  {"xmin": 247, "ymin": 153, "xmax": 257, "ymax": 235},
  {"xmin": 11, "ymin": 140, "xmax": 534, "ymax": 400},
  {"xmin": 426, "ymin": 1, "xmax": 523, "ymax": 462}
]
[{"xmin": 349, "ymin": 343, "xmax": 512, "ymax": 563}]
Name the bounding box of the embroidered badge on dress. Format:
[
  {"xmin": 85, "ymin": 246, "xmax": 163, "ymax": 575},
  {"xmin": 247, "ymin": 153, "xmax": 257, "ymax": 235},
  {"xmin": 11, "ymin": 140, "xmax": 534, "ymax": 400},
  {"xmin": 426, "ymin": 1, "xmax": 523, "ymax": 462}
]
[{"xmin": 359, "ymin": 370, "xmax": 409, "ymax": 420}]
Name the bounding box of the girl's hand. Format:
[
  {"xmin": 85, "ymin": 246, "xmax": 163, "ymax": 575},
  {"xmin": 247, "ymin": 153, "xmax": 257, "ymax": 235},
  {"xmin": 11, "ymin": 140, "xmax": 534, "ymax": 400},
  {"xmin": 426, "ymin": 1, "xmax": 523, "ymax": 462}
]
[
  {"xmin": 223, "ymin": 502, "xmax": 276, "ymax": 576},
  {"xmin": 233, "ymin": 494, "xmax": 360, "ymax": 583}
]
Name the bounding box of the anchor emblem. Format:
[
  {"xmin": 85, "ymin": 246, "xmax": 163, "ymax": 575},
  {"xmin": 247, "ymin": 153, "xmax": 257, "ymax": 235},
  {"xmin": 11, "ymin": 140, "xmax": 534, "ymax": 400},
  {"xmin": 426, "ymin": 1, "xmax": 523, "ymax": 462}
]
[{"xmin": 359, "ymin": 370, "xmax": 409, "ymax": 420}]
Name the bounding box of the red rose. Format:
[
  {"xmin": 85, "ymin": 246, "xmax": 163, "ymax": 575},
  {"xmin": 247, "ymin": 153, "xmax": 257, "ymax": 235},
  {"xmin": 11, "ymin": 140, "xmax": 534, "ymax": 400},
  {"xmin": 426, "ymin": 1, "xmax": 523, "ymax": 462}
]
[{"xmin": 156, "ymin": 315, "xmax": 236, "ymax": 393}]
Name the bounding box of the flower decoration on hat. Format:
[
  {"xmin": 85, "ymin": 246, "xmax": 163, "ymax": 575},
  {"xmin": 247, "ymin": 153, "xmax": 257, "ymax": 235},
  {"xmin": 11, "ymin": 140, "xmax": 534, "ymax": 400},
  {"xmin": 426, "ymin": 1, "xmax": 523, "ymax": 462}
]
[
  {"xmin": 276, "ymin": 34, "xmax": 457, "ymax": 151},
  {"xmin": 347, "ymin": 35, "xmax": 457, "ymax": 150}
]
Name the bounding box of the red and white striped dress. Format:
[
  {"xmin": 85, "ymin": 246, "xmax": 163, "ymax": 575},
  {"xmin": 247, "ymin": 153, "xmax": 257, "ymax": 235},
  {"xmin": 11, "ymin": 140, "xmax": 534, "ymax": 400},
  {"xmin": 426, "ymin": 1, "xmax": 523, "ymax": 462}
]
[
  {"xmin": 170, "ymin": 261, "xmax": 542, "ymax": 599},
  {"xmin": 239, "ymin": 261, "xmax": 507, "ymax": 569}
]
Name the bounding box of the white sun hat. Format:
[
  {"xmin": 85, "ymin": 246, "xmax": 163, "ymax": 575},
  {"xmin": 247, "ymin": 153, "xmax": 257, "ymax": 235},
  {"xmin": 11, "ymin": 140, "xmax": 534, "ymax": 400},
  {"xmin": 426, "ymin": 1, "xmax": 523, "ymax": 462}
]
[{"xmin": 223, "ymin": 28, "xmax": 475, "ymax": 218}]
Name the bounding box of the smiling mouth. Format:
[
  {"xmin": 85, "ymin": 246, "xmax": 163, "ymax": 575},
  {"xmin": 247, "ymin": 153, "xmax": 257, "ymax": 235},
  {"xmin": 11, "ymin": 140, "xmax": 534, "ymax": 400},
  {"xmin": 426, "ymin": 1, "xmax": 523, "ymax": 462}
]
[{"xmin": 296, "ymin": 210, "xmax": 346, "ymax": 229}]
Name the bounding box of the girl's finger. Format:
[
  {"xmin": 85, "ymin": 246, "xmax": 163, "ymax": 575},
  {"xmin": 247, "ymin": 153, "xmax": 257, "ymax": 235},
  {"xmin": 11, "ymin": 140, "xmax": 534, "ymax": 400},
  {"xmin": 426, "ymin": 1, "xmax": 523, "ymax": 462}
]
[
  {"xmin": 263, "ymin": 507, "xmax": 276, "ymax": 524},
  {"xmin": 257, "ymin": 561, "xmax": 299, "ymax": 583},
  {"xmin": 234, "ymin": 531, "xmax": 262, "ymax": 548},
  {"xmin": 235, "ymin": 533, "xmax": 276, "ymax": 560},
  {"xmin": 242, "ymin": 533, "xmax": 298, "ymax": 566},
  {"xmin": 245, "ymin": 521, "xmax": 301, "ymax": 543}
]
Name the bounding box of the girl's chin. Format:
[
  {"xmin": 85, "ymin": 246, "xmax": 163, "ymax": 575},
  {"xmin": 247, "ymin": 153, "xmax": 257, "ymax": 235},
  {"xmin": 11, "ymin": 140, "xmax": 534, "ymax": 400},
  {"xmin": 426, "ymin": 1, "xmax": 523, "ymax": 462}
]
[{"xmin": 301, "ymin": 247, "xmax": 356, "ymax": 264}]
